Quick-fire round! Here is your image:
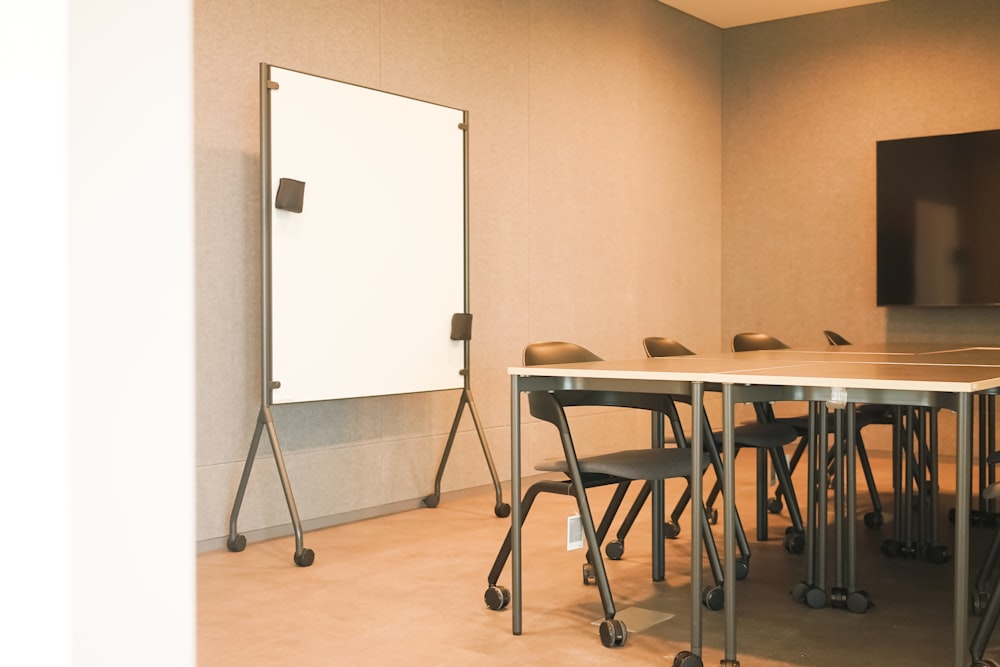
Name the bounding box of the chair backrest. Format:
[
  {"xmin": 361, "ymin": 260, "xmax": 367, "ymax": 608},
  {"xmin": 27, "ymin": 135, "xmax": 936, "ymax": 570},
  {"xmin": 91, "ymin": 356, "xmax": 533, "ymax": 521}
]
[
  {"xmin": 523, "ymin": 340, "xmax": 601, "ymax": 366},
  {"xmin": 730, "ymin": 333, "xmax": 788, "ymax": 422},
  {"xmin": 732, "ymin": 332, "xmax": 789, "ymax": 352},
  {"xmin": 642, "ymin": 336, "xmax": 695, "ymax": 358},
  {"xmin": 522, "ymin": 341, "xmax": 676, "ymax": 426},
  {"xmin": 823, "ymin": 330, "xmax": 851, "ymax": 346},
  {"xmin": 642, "ymin": 336, "xmax": 712, "ymax": 441}
]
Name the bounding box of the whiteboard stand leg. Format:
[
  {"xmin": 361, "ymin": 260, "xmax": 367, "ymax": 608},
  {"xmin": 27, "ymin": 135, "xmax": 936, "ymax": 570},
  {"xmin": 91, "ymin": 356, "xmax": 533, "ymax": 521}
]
[
  {"xmin": 426, "ymin": 386, "xmax": 509, "ymax": 517},
  {"xmin": 227, "ymin": 405, "xmax": 315, "ymax": 567}
]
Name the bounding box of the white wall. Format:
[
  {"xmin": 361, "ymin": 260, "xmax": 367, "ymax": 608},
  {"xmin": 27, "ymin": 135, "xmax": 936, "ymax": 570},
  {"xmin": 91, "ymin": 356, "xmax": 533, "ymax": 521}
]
[
  {"xmin": 0, "ymin": 1, "xmax": 196, "ymax": 665},
  {"xmin": 1, "ymin": 2, "xmax": 71, "ymax": 664}
]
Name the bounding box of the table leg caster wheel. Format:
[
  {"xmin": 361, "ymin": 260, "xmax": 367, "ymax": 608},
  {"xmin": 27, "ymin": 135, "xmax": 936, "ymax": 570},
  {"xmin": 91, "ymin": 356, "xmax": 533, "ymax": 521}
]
[
  {"xmin": 423, "ymin": 494, "xmax": 440, "ymax": 508},
  {"xmin": 791, "ymin": 581, "xmax": 809, "ymax": 603},
  {"xmin": 768, "ymin": 496, "xmax": 783, "ymax": 514},
  {"xmin": 293, "ymin": 548, "xmax": 315, "ymax": 567},
  {"xmin": 599, "ymin": 618, "xmax": 627, "ymax": 647},
  {"xmin": 494, "ymin": 502, "xmax": 511, "ymax": 518},
  {"xmin": 484, "ymin": 585, "xmax": 510, "ymax": 610},
  {"xmin": 734, "ymin": 558, "xmax": 750, "ymax": 580},
  {"xmin": 227, "ymin": 534, "xmax": 246, "ymax": 552},
  {"xmin": 830, "ymin": 586, "xmax": 848, "ymax": 609},
  {"xmin": 863, "ymin": 511, "xmax": 883, "ymax": 528},
  {"xmin": 583, "ymin": 563, "xmax": 596, "ymax": 585},
  {"xmin": 708, "ymin": 507, "xmax": 719, "ymax": 524},
  {"xmin": 606, "ymin": 539, "xmax": 625, "ymax": 560},
  {"xmin": 847, "ymin": 590, "xmax": 873, "ymax": 613},
  {"xmin": 702, "ymin": 585, "xmax": 725, "ymax": 611},
  {"xmin": 673, "ymin": 650, "xmax": 703, "ymax": 667},
  {"xmin": 805, "ymin": 585, "xmax": 827, "ymax": 609},
  {"xmin": 664, "ymin": 520, "xmax": 682, "ymax": 539}
]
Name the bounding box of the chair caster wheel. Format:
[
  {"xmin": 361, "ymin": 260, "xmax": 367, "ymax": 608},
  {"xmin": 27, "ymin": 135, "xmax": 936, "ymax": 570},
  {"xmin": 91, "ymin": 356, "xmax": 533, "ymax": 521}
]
[
  {"xmin": 708, "ymin": 507, "xmax": 719, "ymax": 525},
  {"xmin": 606, "ymin": 539, "xmax": 625, "ymax": 560},
  {"xmin": 702, "ymin": 585, "xmax": 725, "ymax": 611},
  {"xmin": 881, "ymin": 539, "xmax": 902, "ymax": 558},
  {"xmin": 972, "ymin": 659, "xmax": 1000, "ymax": 667},
  {"xmin": 599, "ymin": 618, "xmax": 627, "ymax": 647},
  {"xmin": 484, "ymin": 585, "xmax": 510, "ymax": 610},
  {"xmin": 673, "ymin": 650, "xmax": 703, "ymax": 667},
  {"xmin": 495, "ymin": 502, "xmax": 511, "ymax": 518},
  {"xmin": 734, "ymin": 558, "xmax": 750, "ymax": 580},
  {"xmin": 583, "ymin": 563, "xmax": 595, "ymax": 585},
  {"xmin": 863, "ymin": 511, "xmax": 883, "ymax": 528},
  {"xmin": 664, "ymin": 520, "xmax": 682, "ymax": 539},
  {"xmin": 767, "ymin": 497, "xmax": 783, "ymax": 514},
  {"xmin": 423, "ymin": 494, "xmax": 440, "ymax": 508},
  {"xmin": 783, "ymin": 531, "xmax": 804, "ymax": 554},
  {"xmin": 973, "ymin": 590, "xmax": 990, "ymax": 615},
  {"xmin": 293, "ymin": 548, "xmax": 315, "ymax": 567},
  {"xmin": 227, "ymin": 534, "xmax": 246, "ymax": 552}
]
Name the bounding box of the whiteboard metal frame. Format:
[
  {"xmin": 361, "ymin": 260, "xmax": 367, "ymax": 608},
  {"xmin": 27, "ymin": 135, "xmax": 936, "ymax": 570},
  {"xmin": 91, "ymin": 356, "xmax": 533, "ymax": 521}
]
[{"xmin": 227, "ymin": 63, "xmax": 474, "ymax": 564}]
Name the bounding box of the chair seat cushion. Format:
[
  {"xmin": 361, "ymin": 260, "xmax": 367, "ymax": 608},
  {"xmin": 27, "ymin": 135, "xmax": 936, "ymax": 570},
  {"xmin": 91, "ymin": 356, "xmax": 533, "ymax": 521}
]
[
  {"xmin": 711, "ymin": 421, "xmax": 798, "ymax": 449},
  {"xmin": 779, "ymin": 405, "xmax": 889, "ymax": 433},
  {"xmin": 535, "ymin": 447, "xmax": 704, "ymax": 481}
]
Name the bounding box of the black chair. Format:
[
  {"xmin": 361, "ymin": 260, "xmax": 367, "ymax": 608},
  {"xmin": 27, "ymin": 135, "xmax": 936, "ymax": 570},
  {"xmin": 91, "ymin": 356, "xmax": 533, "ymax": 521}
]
[
  {"xmin": 483, "ymin": 341, "xmax": 712, "ymax": 648},
  {"xmin": 639, "ymin": 336, "xmax": 802, "ymax": 552},
  {"xmin": 730, "ymin": 333, "xmax": 809, "ymax": 544},
  {"xmin": 734, "ymin": 331, "xmax": 886, "ymax": 531},
  {"xmin": 603, "ymin": 337, "xmax": 756, "ymax": 591},
  {"xmin": 820, "ymin": 330, "xmax": 890, "ymax": 528},
  {"xmin": 971, "ymin": 455, "xmax": 1000, "ymax": 667},
  {"xmin": 823, "ymin": 329, "xmax": 851, "ymax": 346}
]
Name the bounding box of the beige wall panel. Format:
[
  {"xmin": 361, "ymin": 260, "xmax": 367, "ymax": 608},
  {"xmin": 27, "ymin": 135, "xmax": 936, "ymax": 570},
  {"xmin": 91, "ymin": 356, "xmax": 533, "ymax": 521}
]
[
  {"xmin": 194, "ymin": 0, "xmax": 721, "ymax": 543},
  {"xmin": 527, "ymin": 1, "xmax": 722, "ymax": 358},
  {"xmin": 721, "ymin": 0, "xmax": 1000, "ymax": 350}
]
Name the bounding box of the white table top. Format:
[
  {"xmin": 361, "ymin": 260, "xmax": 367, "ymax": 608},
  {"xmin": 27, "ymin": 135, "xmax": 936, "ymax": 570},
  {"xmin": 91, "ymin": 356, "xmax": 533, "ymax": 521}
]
[{"xmin": 509, "ymin": 344, "xmax": 1000, "ymax": 394}]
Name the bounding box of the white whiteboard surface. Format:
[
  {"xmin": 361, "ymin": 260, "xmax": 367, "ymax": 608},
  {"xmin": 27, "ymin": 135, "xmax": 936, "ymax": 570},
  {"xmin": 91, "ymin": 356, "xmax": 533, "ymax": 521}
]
[{"xmin": 266, "ymin": 66, "xmax": 466, "ymax": 404}]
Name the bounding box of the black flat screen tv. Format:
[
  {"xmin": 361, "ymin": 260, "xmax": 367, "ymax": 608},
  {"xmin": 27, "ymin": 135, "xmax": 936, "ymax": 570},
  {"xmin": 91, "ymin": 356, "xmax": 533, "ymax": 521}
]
[{"xmin": 876, "ymin": 128, "xmax": 1000, "ymax": 307}]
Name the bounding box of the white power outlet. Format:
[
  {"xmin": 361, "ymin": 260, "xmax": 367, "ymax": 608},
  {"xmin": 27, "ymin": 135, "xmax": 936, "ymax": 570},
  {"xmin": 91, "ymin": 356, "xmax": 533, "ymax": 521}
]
[{"xmin": 567, "ymin": 515, "xmax": 583, "ymax": 550}]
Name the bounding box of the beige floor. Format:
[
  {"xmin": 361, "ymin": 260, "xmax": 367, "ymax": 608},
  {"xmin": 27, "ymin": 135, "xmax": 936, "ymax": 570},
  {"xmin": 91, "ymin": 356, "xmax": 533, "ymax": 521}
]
[{"xmin": 199, "ymin": 451, "xmax": 1000, "ymax": 666}]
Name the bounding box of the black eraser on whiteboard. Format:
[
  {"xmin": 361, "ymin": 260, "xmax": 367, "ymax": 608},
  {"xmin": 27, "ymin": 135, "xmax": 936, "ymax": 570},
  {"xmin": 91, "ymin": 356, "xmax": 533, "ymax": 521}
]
[
  {"xmin": 275, "ymin": 178, "xmax": 305, "ymax": 213},
  {"xmin": 451, "ymin": 313, "xmax": 472, "ymax": 341}
]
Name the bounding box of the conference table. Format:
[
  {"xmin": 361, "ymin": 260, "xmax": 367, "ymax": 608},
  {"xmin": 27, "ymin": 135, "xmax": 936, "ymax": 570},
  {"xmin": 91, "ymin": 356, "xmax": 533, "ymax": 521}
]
[{"xmin": 508, "ymin": 343, "xmax": 1000, "ymax": 667}]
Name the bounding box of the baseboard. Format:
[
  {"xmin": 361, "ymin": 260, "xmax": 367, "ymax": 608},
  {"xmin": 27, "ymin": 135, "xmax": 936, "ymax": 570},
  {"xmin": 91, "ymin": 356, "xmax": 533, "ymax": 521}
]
[{"xmin": 196, "ymin": 478, "xmax": 522, "ymax": 554}]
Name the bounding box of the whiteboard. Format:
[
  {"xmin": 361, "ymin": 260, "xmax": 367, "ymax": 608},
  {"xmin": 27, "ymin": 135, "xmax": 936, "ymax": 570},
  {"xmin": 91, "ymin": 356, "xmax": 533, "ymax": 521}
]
[{"xmin": 264, "ymin": 65, "xmax": 466, "ymax": 404}]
